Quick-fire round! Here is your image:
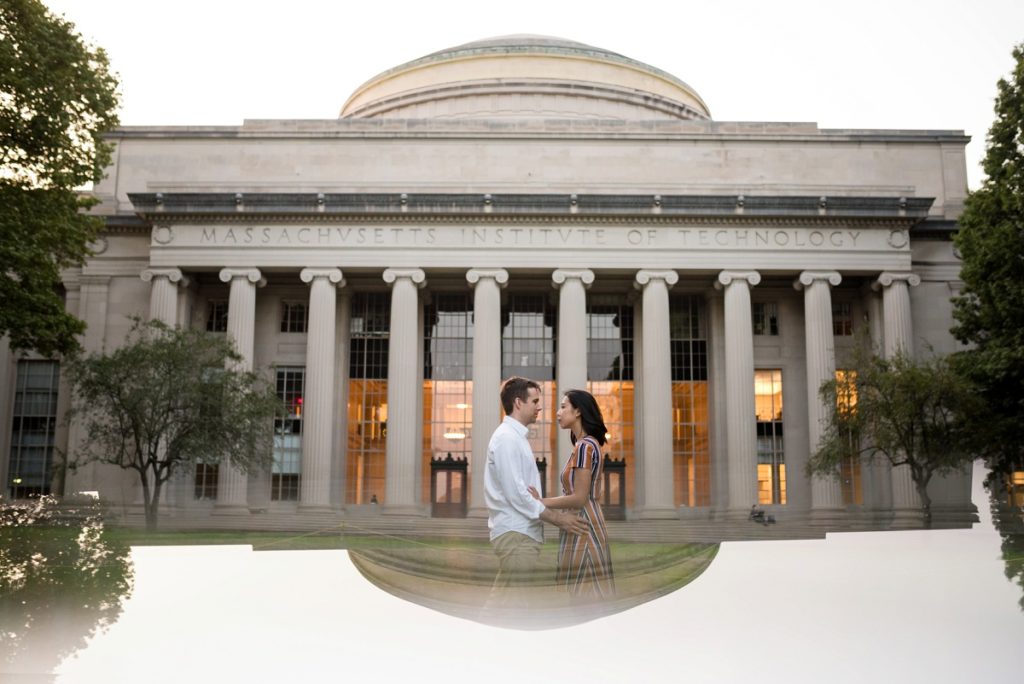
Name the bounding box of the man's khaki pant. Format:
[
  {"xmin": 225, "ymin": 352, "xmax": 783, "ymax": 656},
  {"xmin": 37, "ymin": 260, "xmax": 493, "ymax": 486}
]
[{"xmin": 487, "ymin": 531, "xmax": 542, "ymax": 609}]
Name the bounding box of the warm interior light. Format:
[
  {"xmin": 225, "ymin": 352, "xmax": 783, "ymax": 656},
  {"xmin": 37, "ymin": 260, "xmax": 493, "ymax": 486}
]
[
  {"xmin": 1011, "ymin": 471, "xmax": 1024, "ymax": 486},
  {"xmin": 454, "ymin": 403, "xmax": 470, "ymax": 410},
  {"xmin": 443, "ymin": 430, "xmax": 467, "ymax": 440}
]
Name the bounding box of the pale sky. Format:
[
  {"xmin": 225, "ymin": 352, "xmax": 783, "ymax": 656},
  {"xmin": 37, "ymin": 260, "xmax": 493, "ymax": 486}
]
[{"xmin": 42, "ymin": 0, "xmax": 1024, "ymax": 190}]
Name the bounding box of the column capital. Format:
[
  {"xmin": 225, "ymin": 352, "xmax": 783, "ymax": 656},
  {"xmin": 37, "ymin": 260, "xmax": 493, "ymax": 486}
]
[
  {"xmin": 61, "ymin": 268, "xmax": 83, "ymax": 292},
  {"xmin": 794, "ymin": 270, "xmax": 842, "ymax": 290},
  {"xmin": 552, "ymin": 268, "xmax": 594, "ymax": 288},
  {"xmin": 300, "ymin": 268, "xmax": 345, "ymax": 287},
  {"xmin": 714, "ymin": 270, "xmax": 760, "ymax": 290},
  {"xmin": 383, "ymin": 268, "xmax": 426, "ymax": 288},
  {"xmin": 466, "ymin": 268, "xmax": 509, "ymax": 288},
  {"xmin": 218, "ymin": 268, "xmax": 266, "ymax": 287},
  {"xmin": 872, "ymin": 271, "xmax": 921, "ymax": 291},
  {"xmin": 634, "ymin": 269, "xmax": 678, "ymax": 290},
  {"xmin": 141, "ymin": 267, "xmax": 187, "ymax": 285}
]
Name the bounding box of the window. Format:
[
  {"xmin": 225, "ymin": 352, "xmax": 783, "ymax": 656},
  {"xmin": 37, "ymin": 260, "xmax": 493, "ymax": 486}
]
[
  {"xmin": 755, "ymin": 369, "xmax": 785, "ymax": 504},
  {"xmin": 280, "ymin": 301, "xmax": 309, "ymax": 333},
  {"xmin": 587, "ymin": 299, "xmax": 633, "ymax": 381},
  {"xmin": 272, "ymin": 367, "xmax": 304, "ymax": 501},
  {"xmin": 832, "ymin": 301, "xmax": 854, "ymax": 336},
  {"xmin": 347, "ymin": 293, "xmax": 390, "ymax": 504},
  {"xmin": 206, "ymin": 300, "xmax": 228, "ymax": 332},
  {"xmin": 586, "ymin": 298, "xmax": 635, "ymax": 509},
  {"xmin": 501, "ymin": 294, "xmax": 557, "ymax": 493},
  {"xmin": 423, "ymin": 294, "xmax": 473, "ymax": 505},
  {"xmin": 501, "ymin": 294, "xmax": 555, "ymax": 380},
  {"xmin": 752, "ymin": 302, "xmax": 779, "ymax": 336},
  {"xmin": 193, "ymin": 463, "xmax": 218, "ymax": 500},
  {"xmin": 671, "ymin": 296, "xmax": 710, "ymax": 507},
  {"xmin": 8, "ymin": 361, "xmax": 59, "ymax": 498},
  {"xmin": 835, "ymin": 369, "xmax": 862, "ymax": 505}
]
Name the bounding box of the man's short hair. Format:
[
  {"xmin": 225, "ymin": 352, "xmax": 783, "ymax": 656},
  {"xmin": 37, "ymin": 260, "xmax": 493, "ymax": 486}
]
[{"xmin": 500, "ymin": 376, "xmax": 541, "ymax": 415}]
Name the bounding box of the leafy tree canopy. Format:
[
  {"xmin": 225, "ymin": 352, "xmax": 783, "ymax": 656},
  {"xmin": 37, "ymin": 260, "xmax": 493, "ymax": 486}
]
[
  {"xmin": 0, "ymin": 0, "xmax": 120, "ymax": 356},
  {"xmin": 952, "ymin": 43, "xmax": 1024, "ymax": 475},
  {"xmin": 809, "ymin": 350, "xmax": 983, "ymax": 521},
  {"xmin": 66, "ymin": 321, "xmax": 284, "ymax": 530}
]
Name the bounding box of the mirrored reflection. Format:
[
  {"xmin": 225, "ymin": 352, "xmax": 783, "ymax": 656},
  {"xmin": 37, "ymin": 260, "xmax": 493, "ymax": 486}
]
[
  {"xmin": 987, "ymin": 472, "xmax": 1024, "ymax": 610},
  {"xmin": 0, "ymin": 495, "xmax": 134, "ymax": 675},
  {"xmin": 348, "ymin": 540, "xmax": 718, "ymax": 629}
]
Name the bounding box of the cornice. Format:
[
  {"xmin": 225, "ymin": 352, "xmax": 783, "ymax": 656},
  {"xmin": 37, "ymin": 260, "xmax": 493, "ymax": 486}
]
[{"xmin": 127, "ymin": 192, "xmax": 933, "ymax": 227}]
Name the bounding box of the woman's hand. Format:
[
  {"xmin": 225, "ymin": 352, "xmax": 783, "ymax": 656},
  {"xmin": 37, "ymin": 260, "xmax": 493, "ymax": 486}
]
[{"xmin": 527, "ymin": 485, "xmax": 541, "ymax": 501}]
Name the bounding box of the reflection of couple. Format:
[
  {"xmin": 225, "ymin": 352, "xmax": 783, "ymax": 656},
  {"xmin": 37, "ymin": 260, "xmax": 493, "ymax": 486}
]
[{"xmin": 484, "ymin": 377, "xmax": 615, "ymax": 606}]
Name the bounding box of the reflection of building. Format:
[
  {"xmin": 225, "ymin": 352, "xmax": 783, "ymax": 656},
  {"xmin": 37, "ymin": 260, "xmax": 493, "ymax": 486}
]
[{"xmin": 1, "ymin": 35, "xmax": 974, "ymax": 524}]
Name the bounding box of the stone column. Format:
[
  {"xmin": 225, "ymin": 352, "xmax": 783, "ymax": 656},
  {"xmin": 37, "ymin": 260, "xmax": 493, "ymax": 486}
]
[
  {"xmin": 715, "ymin": 270, "xmax": 761, "ymax": 514},
  {"xmin": 141, "ymin": 268, "xmax": 187, "ymax": 325},
  {"xmin": 872, "ymin": 272, "xmax": 922, "ymax": 515},
  {"xmin": 215, "ymin": 268, "xmax": 266, "ymax": 512},
  {"xmin": 630, "ymin": 292, "xmax": 644, "ymax": 506},
  {"xmin": 333, "ymin": 290, "xmax": 352, "ymax": 507},
  {"xmin": 873, "ymin": 272, "xmax": 920, "ymax": 359},
  {"xmin": 552, "ymin": 269, "xmax": 594, "ymax": 472},
  {"xmin": 467, "ymin": 268, "xmax": 509, "ymax": 515},
  {"xmin": 795, "ymin": 271, "xmax": 844, "ymax": 516},
  {"xmin": 634, "ymin": 270, "xmax": 678, "ymax": 518},
  {"xmin": 300, "ymin": 268, "xmax": 344, "ymax": 509},
  {"xmin": 51, "ymin": 272, "xmax": 82, "ymax": 497},
  {"xmin": 383, "ymin": 268, "xmax": 426, "ymax": 512}
]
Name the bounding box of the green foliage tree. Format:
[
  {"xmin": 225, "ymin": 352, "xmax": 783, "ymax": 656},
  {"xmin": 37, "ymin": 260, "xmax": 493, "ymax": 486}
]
[
  {"xmin": 808, "ymin": 350, "xmax": 983, "ymax": 523},
  {"xmin": 65, "ymin": 321, "xmax": 283, "ymax": 531},
  {"xmin": 0, "ymin": 0, "xmax": 119, "ymax": 356},
  {"xmin": 952, "ymin": 43, "xmax": 1024, "ymax": 478}
]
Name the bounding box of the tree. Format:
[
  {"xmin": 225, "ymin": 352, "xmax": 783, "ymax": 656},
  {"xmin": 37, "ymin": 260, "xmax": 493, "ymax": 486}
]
[
  {"xmin": 0, "ymin": 0, "xmax": 120, "ymax": 356},
  {"xmin": 808, "ymin": 350, "xmax": 982, "ymax": 523},
  {"xmin": 65, "ymin": 321, "xmax": 283, "ymax": 530},
  {"xmin": 952, "ymin": 43, "xmax": 1024, "ymax": 478}
]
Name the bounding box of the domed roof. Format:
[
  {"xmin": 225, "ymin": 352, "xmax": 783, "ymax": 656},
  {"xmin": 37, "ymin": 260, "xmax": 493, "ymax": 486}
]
[{"xmin": 341, "ymin": 35, "xmax": 711, "ymax": 121}]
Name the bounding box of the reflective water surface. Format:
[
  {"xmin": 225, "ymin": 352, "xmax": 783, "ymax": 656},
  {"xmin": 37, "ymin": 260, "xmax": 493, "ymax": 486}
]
[{"xmin": 3, "ymin": 462, "xmax": 1023, "ymax": 683}]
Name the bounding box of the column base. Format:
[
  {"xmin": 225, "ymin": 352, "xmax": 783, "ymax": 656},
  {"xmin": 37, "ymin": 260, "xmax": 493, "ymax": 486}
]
[
  {"xmin": 466, "ymin": 506, "xmax": 490, "ymax": 519},
  {"xmin": 632, "ymin": 506, "xmax": 679, "ymax": 520}
]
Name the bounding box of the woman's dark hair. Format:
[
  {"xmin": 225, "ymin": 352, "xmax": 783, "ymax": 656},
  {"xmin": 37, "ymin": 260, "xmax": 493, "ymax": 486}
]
[{"xmin": 563, "ymin": 389, "xmax": 608, "ymax": 446}]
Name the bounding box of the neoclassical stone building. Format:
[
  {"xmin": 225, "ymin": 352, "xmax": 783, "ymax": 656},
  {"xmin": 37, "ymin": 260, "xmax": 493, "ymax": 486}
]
[{"xmin": 0, "ymin": 35, "xmax": 972, "ymax": 525}]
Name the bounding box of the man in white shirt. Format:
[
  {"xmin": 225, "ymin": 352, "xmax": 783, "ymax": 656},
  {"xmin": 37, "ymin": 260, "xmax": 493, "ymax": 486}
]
[{"xmin": 484, "ymin": 377, "xmax": 587, "ymax": 607}]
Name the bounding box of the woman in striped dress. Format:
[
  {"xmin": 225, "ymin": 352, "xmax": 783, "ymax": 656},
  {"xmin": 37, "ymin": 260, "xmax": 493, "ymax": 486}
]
[{"xmin": 529, "ymin": 389, "xmax": 615, "ymax": 599}]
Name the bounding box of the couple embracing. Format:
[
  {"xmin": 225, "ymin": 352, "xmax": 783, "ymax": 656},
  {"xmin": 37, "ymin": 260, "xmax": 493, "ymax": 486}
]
[{"xmin": 484, "ymin": 377, "xmax": 615, "ymax": 607}]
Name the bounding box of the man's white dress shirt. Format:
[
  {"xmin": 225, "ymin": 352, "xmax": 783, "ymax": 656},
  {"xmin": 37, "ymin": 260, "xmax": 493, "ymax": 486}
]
[{"xmin": 485, "ymin": 415, "xmax": 546, "ymax": 543}]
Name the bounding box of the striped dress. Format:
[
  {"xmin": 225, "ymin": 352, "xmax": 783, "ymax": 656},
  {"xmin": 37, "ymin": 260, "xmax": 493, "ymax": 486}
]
[{"xmin": 556, "ymin": 435, "xmax": 615, "ymax": 598}]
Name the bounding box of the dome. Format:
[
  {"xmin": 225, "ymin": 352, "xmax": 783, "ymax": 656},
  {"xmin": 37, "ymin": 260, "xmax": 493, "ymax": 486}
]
[{"xmin": 340, "ymin": 35, "xmax": 711, "ymax": 121}]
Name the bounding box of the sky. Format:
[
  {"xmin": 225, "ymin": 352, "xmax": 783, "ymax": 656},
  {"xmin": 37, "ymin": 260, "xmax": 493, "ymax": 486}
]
[{"xmin": 42, "ymin": 0, "xmax": 1024, "ymax": 190}]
